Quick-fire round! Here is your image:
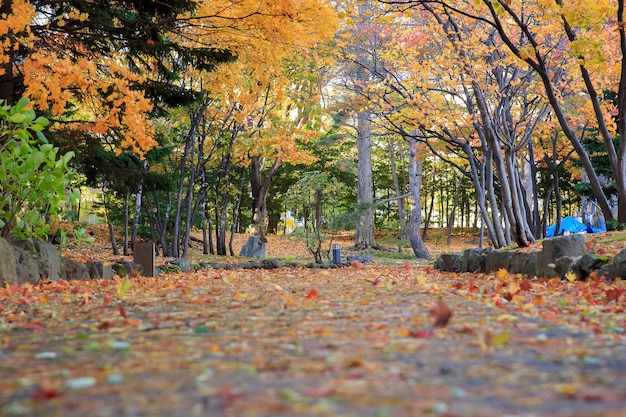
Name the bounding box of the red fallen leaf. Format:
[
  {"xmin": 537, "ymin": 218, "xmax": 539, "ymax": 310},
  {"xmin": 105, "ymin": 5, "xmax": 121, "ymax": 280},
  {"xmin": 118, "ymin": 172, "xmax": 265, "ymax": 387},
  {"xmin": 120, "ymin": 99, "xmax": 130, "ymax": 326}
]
[
  {"xmin": 494, "ymin": 297, "xmax": 506, "ymax": 309},
  {"xmin": 305, "ymin": 289, "xmax": 318, "ymax": 300},
  {"xmin": 97, "ymin": 320, "xmax": 112, "ymax": 330},
  {"xmin": 32, "ymin": 379, "xmax": 63, "ymax": 400},
  {"xmin": 429, "ymin": 300, "xmax": 453, "ymax": 328},
  {"xmin": 403, "ymin": 262, "xmax": 411, "ymax": 271},
  {"xmin": 520, "ymin": 280, "xmax": 532, "ymax": 291},
  {"xmin": 350, "ymin": 260, "xmax": 362, "ymax": 269},
  {"xmin": 98, "ymin": 295, "xmax": 113, "ymax": 315},
  {"xmin": 371, "ymin": 277, "xmax": 381, "ymax": 286},
  {"xmin": 119, "ymin": 305, "xmax": 128, "ymax": 318},
  {"xmin": 410, "ymin": 329, "xmax": 434, "ymax": 339},
  {"xmin": 23, "ymin": 322, "xmax": 45, "ymax": 330},
  {"xmin": 606, "ymin": 288, "xmax": 624, "ymax": 303}
]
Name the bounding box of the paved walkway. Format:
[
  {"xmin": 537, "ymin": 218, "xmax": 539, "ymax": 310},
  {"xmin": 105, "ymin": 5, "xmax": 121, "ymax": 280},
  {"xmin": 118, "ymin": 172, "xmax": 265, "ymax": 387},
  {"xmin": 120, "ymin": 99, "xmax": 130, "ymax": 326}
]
[{"xmin": 1, "ymin": 267, "xmax": 625, "ymax": 416}]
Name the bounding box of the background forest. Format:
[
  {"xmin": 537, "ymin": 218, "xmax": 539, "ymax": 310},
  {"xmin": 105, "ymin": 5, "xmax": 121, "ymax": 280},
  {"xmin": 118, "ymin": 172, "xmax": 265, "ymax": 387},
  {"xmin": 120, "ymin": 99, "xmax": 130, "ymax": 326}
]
[{"xmin": 0, "ymin": 0, "xmax": 624, "ymax": 263}]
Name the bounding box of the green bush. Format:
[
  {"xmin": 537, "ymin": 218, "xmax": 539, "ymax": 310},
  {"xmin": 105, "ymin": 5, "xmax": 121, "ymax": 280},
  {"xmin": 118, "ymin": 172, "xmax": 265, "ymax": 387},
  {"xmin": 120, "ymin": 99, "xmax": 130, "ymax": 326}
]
[{"xmin": 0, "ymin": 98, "xmax": 75, "ymax": 241}]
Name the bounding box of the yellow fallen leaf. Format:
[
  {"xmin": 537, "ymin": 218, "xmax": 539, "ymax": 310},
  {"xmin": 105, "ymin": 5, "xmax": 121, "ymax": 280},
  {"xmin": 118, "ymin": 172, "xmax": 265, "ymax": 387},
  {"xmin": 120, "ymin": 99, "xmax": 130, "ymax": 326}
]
[
  {"xmin": 496, "ymin": 314, "xmax": 518, "ymax": 323},
  {"xmin": 492, "ymin": 331, "xmax": 510, "ymax": 346},
  {"xmin": 497, "ymin": 268, "xmax": 509, "ymax": 280},
  {"xmin": 565, "ymin": 272, "xmax": 577, "ymax": 282}
]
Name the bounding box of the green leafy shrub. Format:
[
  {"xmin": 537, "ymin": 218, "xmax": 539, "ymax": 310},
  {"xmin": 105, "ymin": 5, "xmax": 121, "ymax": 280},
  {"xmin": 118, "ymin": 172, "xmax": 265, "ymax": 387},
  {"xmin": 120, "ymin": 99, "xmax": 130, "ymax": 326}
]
[{"xmin": 0, "ymin": 98, "xmax": 75, "ymax": 241}]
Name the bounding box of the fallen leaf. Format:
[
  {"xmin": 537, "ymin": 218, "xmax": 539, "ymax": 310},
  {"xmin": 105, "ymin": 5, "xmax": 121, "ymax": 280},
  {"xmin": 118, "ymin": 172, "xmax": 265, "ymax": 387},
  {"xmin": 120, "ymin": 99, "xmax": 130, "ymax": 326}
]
[
  {"xmin": 32, "ymin": 379, "xmax": 63, "ymax": 400},
  {"xmin": 429, "ymin": 300, "xmax": 453, "ymax": 327},
  {"xmin": 305, "ymin": 289, "xmax": 318, "ymax": 300}
]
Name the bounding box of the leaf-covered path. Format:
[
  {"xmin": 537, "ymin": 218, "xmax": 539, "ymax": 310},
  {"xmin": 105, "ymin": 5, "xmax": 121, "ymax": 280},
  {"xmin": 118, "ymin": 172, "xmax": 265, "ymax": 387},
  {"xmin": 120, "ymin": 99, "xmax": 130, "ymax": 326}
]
[{"xmin": 1, "ymin": 265, "xmax": 625, "ymax": 417}]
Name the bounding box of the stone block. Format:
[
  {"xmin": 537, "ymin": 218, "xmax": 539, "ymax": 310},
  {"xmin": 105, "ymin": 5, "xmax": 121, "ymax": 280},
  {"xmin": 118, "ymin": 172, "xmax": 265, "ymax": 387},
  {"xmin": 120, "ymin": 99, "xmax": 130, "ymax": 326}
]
[
  {"xmin": 462, "ymin": 248, "xmax": 490, "ymax": 273},
  {"xmin": 134, "ymin": 242, "xmax": 156, "ymax": 277},
  {"xmin": 239, "ymin": 236, "xmax": 266, "ymax": 259},
  {"xmin": 541, "ymin": 234, "xmax": 586, "ymax": 277},
  {"xmin": 484, "ymin": 250, "xmax": 512, "ymax": 273}
]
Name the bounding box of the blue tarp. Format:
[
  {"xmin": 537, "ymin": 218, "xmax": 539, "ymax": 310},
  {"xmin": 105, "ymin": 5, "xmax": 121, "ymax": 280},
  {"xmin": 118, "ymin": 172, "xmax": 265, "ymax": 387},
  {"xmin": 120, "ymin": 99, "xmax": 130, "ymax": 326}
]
[{"xmin": 546, "ymin": 216, "xmax": 604, "ymax": 237}]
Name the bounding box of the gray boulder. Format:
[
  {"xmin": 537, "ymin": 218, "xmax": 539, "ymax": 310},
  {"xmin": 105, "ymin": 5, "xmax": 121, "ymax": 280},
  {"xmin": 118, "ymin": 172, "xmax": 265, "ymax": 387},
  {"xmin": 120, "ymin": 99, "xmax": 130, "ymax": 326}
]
[
  {"xmin": 86, "ymin": 261, "xmax": 113, "ymax": 280},
  {"xmin": 347, "ymin": 254, "xmax": 374, "ymax": 264},
  {"xmin": 541, "ymin": 234, "xmax": 586, "ymax": 277},
  {"xmin": 611, "ymin": 248, "xmax": 626, "ymax": 280},
  {"xmin": 35, "ymin": 241, "xmax": 61, "ymax": 280},
  {"xmin": 435, "ymin": 253, "xmax": 462, "ymax": 272},
  {"xmin": 239, "ymin": 236, "xmax": 266, "ymax": 259},
  {"xmin": 11, "ymin": 245, "xmax": 40, "ymax": 283},
  {"xmin": 510, "ymin": 250, "xmax": 541, "ymax": 278},
  {"xmin": 60, "ymin": 258, "xmax": 90, "ymax": 280},
  {"xmin": 462, "ymin": 248, "xmax": 490, "ymax": 273},
  {"xmin": 0, "ymin": 237, "xmax": 17, "ymax": 285},
  {"xmin": 168, "ymin": 258, "xmax": 193, "ymax": 272},
  {"xmin": 113, "ymin": 261, "xmax": 144, "ymax": 276},
  {"xmin": 484, "ymin": 250, "xmax": 513, "ymax": 273},
  {"xmin": 573, "ymin": 253, "xmax": 611, "ymax": 280}
]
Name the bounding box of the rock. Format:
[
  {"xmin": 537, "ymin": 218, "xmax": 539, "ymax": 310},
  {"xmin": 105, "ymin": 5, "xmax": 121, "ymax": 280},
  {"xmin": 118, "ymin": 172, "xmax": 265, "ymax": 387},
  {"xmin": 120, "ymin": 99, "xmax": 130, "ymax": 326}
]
[
  {"xmin": 484, "ymin": 250, "xmax": 512, "ymax": 273},
  {"xmin": 573, "ymin": 253, "xmax": 611, "ymax": 280},
  {"xmin": 554, "ymin": 256, "xmax": 575, "ymax": 279},
  {"xmin": 168, "ymin": 258, "xmax": 193, "ymax": 273},
  {"xmin": 35, "ymin": 241, "xmax": 61, "ymax": 281},
  {"xmin": 611, "ymin": 248, "xmax": 626, "ymax": 279},
  {"xmin": 510, "ymin": 250, "xmax": 541, "ymax": 278},
  {"xmin": 86, "ymin": 261, "xmax": 113, "ymax": 280},
  {"xmin": 239, "ymin": 236, "xmax": 266, "ymax": 259},
  {"xmin": 541, "ymin": 234, "xmax": 586, "ymax": 277},
  {"xmin": 435, "ymin": 253, "xmax": 462, "ymax": 272},
  {"xmin": 461, "ymin": 248, "xmax": 490, "ymax": 273},
  {"xmin": 60, "ymin": 258, "xmax": 90, "ymax": 280},
  {"xmin": 11, "ymin": 245, "xmax": 40, "ymax": 283},
  {"xmin": 0, "ymin": 237, "xmax": 17, "ymax": 285},
  {"xmin": 346, "ymin": 254, "xmax": 374, "ymax": 264},
  {"xmin": 113, "ymin": 261, "xmax": 144, "ymax": 276},
  {"xmin": 263, "ymin": 259, "xmax": 282, "ymax": 269}
]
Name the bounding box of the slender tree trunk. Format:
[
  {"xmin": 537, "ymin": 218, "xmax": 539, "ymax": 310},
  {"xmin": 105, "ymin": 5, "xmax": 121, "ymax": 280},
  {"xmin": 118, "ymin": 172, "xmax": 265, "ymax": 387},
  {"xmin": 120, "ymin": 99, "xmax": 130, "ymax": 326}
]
[
  {"xmin": 217, "ymin": 187, "xmax": 229, "ymax": 256},
  {"xmin": 230, "ymin": 169, "xmax": 246, "ymax": 256},
  {"xmin": 101, "ymin": 186, "xmax": 121, "ymax": 256},
  {"xmin": 123, "ymin": 190, "xmax": 130, "ymax": 256},
  {"xmin": 447, "ymin": 177, "xmax": 462, "ymax": 245},
  {"xmin": 355, "ymin": 110, "xmax": 375, "ymax": 249},
  {"xmin": 389, "ymin": 137, "xmax": 407, "ymax": 239},
  {"xmin": 407, "ymin": 136, "xmax": 431, "ymax": 259},
  {"xmin": 131, "ymin": 183, "xmax": 142, "ymax": 250}
]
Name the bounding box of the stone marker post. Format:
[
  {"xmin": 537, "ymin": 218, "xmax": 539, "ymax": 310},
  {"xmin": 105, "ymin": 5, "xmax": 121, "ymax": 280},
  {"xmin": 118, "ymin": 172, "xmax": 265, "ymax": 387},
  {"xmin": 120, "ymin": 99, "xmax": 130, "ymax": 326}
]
[{"xmin": 134, "ymin": 242, "xmax": 156, "ymax": 277}]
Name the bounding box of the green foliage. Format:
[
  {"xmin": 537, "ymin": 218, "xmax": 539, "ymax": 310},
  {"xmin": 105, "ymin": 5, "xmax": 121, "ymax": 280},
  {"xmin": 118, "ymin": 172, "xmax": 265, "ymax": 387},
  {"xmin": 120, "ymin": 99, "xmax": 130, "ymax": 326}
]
[{"xmin": 0, "ymin": 98, "xmax": 75, "ymax": 241}]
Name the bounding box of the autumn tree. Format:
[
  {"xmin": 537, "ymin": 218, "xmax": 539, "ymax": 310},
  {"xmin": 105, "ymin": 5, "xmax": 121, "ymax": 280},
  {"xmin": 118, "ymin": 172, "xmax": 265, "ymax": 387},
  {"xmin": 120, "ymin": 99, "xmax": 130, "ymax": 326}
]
[{"xmin": 383, "ymin": 0, "xmax": 626, "ymax": 227}]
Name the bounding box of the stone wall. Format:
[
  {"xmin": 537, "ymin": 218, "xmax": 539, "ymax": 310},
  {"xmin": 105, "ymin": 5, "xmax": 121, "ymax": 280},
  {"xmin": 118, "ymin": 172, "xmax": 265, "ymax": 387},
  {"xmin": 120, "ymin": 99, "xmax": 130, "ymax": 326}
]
[
  {"xmin": 0, "ymin": 237, "xmax": 139, "ymax": 285},
  {"xmin": 435, "ymin": 234, "xmax": 623, "ymax": 281}
]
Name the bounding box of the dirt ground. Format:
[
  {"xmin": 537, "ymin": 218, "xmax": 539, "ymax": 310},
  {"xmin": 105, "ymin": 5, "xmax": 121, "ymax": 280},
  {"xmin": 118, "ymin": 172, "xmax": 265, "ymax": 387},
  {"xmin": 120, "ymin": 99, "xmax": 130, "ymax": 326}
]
[{"xmin": 59, "ymin": 223, "xmax": 482, "ymax": 265}]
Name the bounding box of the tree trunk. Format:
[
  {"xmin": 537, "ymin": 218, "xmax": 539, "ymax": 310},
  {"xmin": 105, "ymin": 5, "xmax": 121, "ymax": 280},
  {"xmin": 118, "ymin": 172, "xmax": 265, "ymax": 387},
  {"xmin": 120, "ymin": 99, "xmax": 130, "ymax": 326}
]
[
  {"xmin": 108, "ymin": 223, "xmax": 120, "ymax": 256},
  {"xmin": 407, "ymin": 136, "xmax": 431, "ymax": 259},
  {"xmin": 131, "ymin": 183, "xmax": 143, "ymax": 251},
  {"xmin": 250, "ymin": 156, "xmax": 281, "ymax": 241},
  {"xmin": 230, "ymin": 170, "xmax": 246, "ymax": 256},
  {"xmin": 355, "ymin": 110, "xmax": 375, "ymax": 249},
  {"xmin": 217, "ymin": 187, "xmax": 229, "ymax": 256},
  {"xmin": 389, "ymin": 137, "xmax": 407, "ymax": 239},
  {"xmin": 447, "ymin": 177, "xmax": 462, "ymax": 245},
  {"xmin": 123, "ymin": 190, "xmax": 130, "ymax": 256}
]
